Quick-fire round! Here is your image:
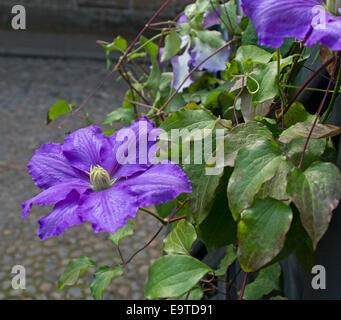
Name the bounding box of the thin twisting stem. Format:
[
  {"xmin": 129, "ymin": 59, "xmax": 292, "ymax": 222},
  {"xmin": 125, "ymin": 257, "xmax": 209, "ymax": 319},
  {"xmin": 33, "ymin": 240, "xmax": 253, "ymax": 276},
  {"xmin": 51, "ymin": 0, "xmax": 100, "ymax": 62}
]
[
  {"xmin": 277, "ymin": 56, "xmax": 336, "ymax": 124},
  {"xmin": 238, "ymin": 272, "xmax": 248, "ymax": 300},
  {"xmin": 299, "ymin": 53, "xmax": 340, "ymax": 168},
  {"xmin": 321, "ymin": 52, "xmax": 341, "ymax": 123}
]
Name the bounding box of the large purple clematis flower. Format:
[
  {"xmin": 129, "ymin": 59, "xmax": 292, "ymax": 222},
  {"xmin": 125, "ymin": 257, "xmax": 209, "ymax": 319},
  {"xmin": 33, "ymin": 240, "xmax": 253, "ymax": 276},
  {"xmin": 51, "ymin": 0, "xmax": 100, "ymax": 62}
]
[
  {"xmin": 22, "ymin": 117, "xmax": 192, "ymax": 240},
  {"xmin": 241, "ymin": 0, "xmax": 341, "ymax": 50}
]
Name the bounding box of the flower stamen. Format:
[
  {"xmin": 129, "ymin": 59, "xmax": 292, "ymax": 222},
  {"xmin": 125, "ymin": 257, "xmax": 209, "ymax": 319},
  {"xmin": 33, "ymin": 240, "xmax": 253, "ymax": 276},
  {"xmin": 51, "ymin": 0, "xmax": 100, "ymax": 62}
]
[
  {"xmin": 326, "ymin": 0, "xmax": 341, "ymax": 16},
  {"xmin": 89, "ymin": 165, "xmax": 116, "ymax": 191}
]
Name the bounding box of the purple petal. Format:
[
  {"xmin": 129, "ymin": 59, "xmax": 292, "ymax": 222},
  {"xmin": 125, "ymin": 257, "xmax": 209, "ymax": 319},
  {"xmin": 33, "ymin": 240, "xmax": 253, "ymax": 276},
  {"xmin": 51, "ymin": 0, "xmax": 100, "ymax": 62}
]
[
  {"xmin": 76, "ymin": 186, "xmax": 139, "ymax": 234},
  {"xmin": 62, "ymin": 124, "xmax": 112, "ymax": 173},
  {"xmin": 241, "ymin": 0, "xmax": 321, "ymax": 47},
  {"xmin": 38, "ymin": 191, "xmax": 82, "ymax": 240},
  {"xmin": 191, "ymin": 38, "xmax": 230, "ymax": 72},
  {"xmin": 171, "ymin": 47, "xmax": 194, "ymax": 93},
  {"xmin": 22, "ymin": 179, "xmax": 90, "ymax": 219},
  {"xmin": 306, "ymin": 11, "xmax": 341, "ymax": 50},
  {"xmin": 109, "ymin": 116, "xmax": 161, "ymax": 178},
  {"xmin": 178, "ymin": 14, "xmax": 188, "ymax": 24},
  {"xmin": 157, "ymin": 47, "xmax": 167, "ymax": 69},
  {"xmin": 119, "ymin": 163, "xmax": 192, "ymax": 208},
  {"xmin": 203, "ymin": 8, "xmax": 221, "ymax": 29},
  {"xmin": 27, "ymin": 143, "xmax": 84, "ymax": 190}
]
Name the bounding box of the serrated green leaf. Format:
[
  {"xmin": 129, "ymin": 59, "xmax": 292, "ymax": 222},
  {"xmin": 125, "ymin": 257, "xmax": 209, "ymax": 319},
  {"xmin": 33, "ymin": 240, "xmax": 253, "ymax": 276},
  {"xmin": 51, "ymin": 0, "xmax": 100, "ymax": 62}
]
[
  {"xmin": 287, "ymin": 162, "xmax": 341, "ymax": 249},
  {"xmin": 215, "ymin": 244, "xmax": 237, "ymax": 276},
  {"xmin": 227, "ymin": 139, "xmax": 285, "ymax": 219},
  {"xmin": 47, "ymin": 100, "xmax": 74, "ymax": 124},
  {"xmin": 145, "ymin": 255, "xmax": 212, "ymax": 299},
  {"xmin": 238, "ymin": 198, "xmax": 293, "ymax": 272},
  {"xmin": 242, "ymin": 263, "xmax": 281, "ymax": 300},
  {"xmin": 103, "ymin": 107, "xmax": 135, "ymax": 125},
  {"xmin": 279, "ymin": 122, "xmax": 341, "ymax": 144},
  {"xmin": 163, "ymin": 220, "xmax": 197, "ymax": 255},
  {"xmin": 90, "ymin": 266, "xmax": 123, "ymax": 300},
  {"xmin": 58, "ymin": 256, "xmax": 95, "ymax": 290},
  {"xmin": 108, "ymin": 219, "xmax": 135, "ymax": 246},
  {"xmin": 214, "ymin": 121, "xmax": 273, "ymax": 168}
]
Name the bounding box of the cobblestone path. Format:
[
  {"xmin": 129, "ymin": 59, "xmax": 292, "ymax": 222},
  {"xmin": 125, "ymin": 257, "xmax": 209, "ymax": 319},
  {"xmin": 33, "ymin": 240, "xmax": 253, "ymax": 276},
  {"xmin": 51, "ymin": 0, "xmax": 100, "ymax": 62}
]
[{"xmin": 0, "ymin": 56, "xmax": 163, "ymax": 300}]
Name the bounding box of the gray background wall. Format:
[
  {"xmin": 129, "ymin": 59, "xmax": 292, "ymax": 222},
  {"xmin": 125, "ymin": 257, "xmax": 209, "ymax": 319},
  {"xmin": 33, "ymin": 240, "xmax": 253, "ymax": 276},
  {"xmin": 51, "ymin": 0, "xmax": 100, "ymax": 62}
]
[{"xmin": 0, "ymin": 0, "xmax": 193, "ymax": 33}]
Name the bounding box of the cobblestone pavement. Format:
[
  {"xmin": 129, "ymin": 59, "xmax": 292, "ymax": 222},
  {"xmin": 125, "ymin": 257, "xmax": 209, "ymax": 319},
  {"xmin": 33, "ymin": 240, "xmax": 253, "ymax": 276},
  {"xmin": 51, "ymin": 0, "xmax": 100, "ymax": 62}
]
[{"xmin": 0, "ymin": 56, "xmax": 164, "ymax": 300}]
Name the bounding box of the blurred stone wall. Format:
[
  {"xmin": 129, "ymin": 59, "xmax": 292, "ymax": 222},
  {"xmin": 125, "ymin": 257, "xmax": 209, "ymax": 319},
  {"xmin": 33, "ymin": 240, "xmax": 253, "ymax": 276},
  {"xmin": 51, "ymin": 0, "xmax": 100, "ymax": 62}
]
[{"xmin": 0, "ymin": 0, "xmax": 193, "ymax": 33}]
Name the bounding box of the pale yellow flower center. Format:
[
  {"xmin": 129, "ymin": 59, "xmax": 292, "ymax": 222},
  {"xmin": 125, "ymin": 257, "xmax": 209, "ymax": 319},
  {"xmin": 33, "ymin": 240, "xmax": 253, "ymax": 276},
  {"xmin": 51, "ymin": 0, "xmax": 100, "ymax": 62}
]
[
  {"xmin": 89, "ymin": 165, "xmax": 116, "ymax": 191},
  {"xmin": 326, "ymin": 0, "xmax": 341, "ymax": 16}
]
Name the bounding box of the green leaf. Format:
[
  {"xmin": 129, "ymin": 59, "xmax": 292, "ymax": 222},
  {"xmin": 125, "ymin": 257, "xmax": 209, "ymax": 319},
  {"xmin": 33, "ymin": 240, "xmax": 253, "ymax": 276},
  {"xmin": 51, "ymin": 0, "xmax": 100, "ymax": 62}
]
[
  {"xmin": 240, "ymin": 92, "xmax": 272, "ymax": 122},
  {"xmin": 47, "ymin": 100, "xmax": 74, "ymax": 124},
  {"xmin": 145, "ymin": 255, "xmax": 212, "ymax": 299},
  {"xmin": 257, "ymin": 160, "xmax": 294, "ymax": 201},
  {"xmin": 140, "ymin": 36, "xmax": 159, "ymax": 59},
  {"xmin": 279, "ymin": 122, "xmax": 341, "ymax": 144},
  {"xmin": 173, "ymin": 287, "xmax": 203, "ymax": 300},
  {"xmin": 215, "ymin": 244, "xmax": 237, "ymax": 276},
  {"xmin": 248, "ymin": 61, "xmax": 278, "ymax": 103},
  {"xmin": 160, "ymin": 108, "xmax": 217, "ymax": 133},
  {"xmin": 271, "ymin": 204, "xmax": 309, "ymax": 264},
  {"xmin": 284, "ymin": 138, "xmax": 326, "ymax": 170},
  {"xmin": 220, "ymin": 0, "xmax": 242, "ymax": 35},
  {"xmin": 163, "ymin": 220, "xmax": 197, "ymax": 255},
  {"xmin": 156, "ymin": 201, "xmax": 177, "ymax": 218},
  {"xmin": 197, "ymin": 168, "xmax": 237, "ymax": 252},
  {"xmin": 58, "ymin": 256, "xmax": 95, "ymax": 290},
  {"xmin": 145, "ymin": 57, "xmax": 161, "ymax": 94},
  {"xmin": 103, "ymin": 108, "xmax": 135, "ymax": 125},
  {"xmin": 287, "ymin": 162, "xmax": 341, "ymax": 249},
  {"xmin": 283, "ymin": 102, "xmax": 315, "ymax": 128},
  {"xmin": 295, "ymin": 236, "xmax": 314, "ymax": 273},
  {"xmin": 215, "ymin": 121, "xmax": 273, "ymax": 167},
  {"xmin": 195, "ymin": 30, "xmax": 226, "ymax": 48},
  {"xmin": 238, "ymin": 198, "xmax": 293, "ymax": 272},
  {"xmin": 235, "ymin": 45, "xmax": 273, "ymax": 72},
  {"xmin": 227, "ymin": 139, "xmax": 285, "ymax": 219},
  {"xmin": 161, "ymin": 31, "xmax": 181, "ymax": 62},
  {"xmin": 108, "ymin": 219, "xmax": 135, "ymax": 246},
  {"xmin": 104, "ymin": 36, "xmax": 127, "ymax": 52},
  {"xmin": 184, "ymin": 163, "xmax": 224, "ymax": 224},
  {"xmin": 90, "ymin": 266, "xmax": 123, "ymax": 300},
  {"xmin": 243, "ymin": 263, "xmax": 281, "ymax": 300}
]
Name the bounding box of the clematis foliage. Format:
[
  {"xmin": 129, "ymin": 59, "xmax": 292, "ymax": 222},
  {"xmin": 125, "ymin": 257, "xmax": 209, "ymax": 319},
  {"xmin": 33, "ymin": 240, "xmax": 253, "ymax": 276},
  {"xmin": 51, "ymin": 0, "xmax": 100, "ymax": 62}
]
[{"xmin": 26, "ymin": 0, "xmax": 341, "ymax": 301}]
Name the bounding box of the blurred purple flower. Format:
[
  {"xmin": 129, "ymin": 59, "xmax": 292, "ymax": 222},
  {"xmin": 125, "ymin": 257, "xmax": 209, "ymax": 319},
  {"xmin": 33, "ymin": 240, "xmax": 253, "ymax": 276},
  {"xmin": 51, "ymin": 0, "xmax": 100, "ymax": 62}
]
[
  {"xmin": 177, "ymin": 14, "xmax": 188, "ymax": 24},
  {"xmin": 241, "ymin": 0, "xmax": 341, "ymax": 50},
  {"xmin": 171, "ymin": 46, "xmax": 194, "ymax": 92},
  {"xmin": 191, "ymin": 38, "xmax": 230, "ymax": 72},
  {"xmin": 203, "ymin": 8, "xmax": 221, "ymax": 29},
  {"xmin": 22, "ymin": 117, "xmax": 192, "ymax": 240}
]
